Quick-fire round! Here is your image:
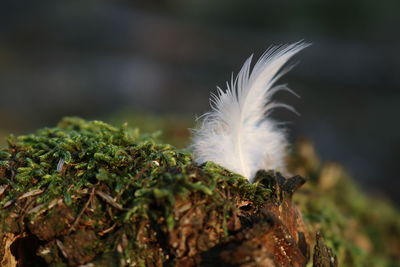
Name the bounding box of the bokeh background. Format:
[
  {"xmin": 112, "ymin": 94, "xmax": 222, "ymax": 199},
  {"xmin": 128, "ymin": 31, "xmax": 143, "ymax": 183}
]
[{"xmin": 1, "ymin": 1, "xmax": 399, "ymax": 205}]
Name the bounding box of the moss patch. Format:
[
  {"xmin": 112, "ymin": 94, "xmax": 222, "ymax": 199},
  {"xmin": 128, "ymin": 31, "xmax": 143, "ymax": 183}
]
[
  {"xmin": 0, "ymin": 117, "xmax": 283, "ymax": 266},
  {"xmin": 289, "ymin": 140, "xmax": 400, "ymax": 266}
]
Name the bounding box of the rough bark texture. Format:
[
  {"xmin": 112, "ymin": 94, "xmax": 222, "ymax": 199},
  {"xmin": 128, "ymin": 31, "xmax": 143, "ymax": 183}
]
[
  {"xmin": 312, "ymin": 232, "xmax": 337, "ymax": 267},
  {"xmin": 0, "ymin": 168, "xmax": 313, "ymax": 266}
]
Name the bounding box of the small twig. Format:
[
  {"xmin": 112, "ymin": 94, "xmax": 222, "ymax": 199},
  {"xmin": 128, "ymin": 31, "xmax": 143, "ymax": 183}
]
[
  {"xmin": 27, "ymin": 203, "xmax": 45, "ymax": 215},
  {"xmin": 17, "ymin": 198, "xmax": 36, "ymax": 226},
  {"xmin": 76, "ymin": 188, "xmax": 89, "ymax": 195},
  {"xmin": 20, "ymin": 197, "xmax": 36, "ymax": 215},
  {"xmin": 2, "ymin": 199, "xmax": 15, "ymax": 209},
  {"xmin": 56, "ymin": 239, "xmax": 68, "ymax": 259},
  {"xmin": 68, "ymin": 187, "xmax": 95, "ymax": 233},
  {"xmin": 97, "ymin": 223, "xmax": 117, "ymax": 236},
  {"xmin": 0, "ymin": 185, "xmax": 9, "ymax": 198},
  {"xmin": 17, "ymin": 189, "xmax": 44, "ymax": 200},
  {"xmin": 2, "ymin": 188, "xmax": 44, "ymax": 209},
  {"xmin": 96, "ymin": 191, "xmax": 123, "ymax": 211},
  {"xmin": 27, "ymin": 198, "xmax": 61, "ymax": 215}
]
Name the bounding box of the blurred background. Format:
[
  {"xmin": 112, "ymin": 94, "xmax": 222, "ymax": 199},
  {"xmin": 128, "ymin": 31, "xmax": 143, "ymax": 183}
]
[{"xmin": 0, "ymin": 1, "xmax": 399, "ymax": 205}]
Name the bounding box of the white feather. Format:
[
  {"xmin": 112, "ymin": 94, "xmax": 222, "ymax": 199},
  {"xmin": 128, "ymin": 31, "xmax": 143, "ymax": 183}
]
[{"xmin": 190, "ymin": 41, "xmax": 309, "ymax": 182}]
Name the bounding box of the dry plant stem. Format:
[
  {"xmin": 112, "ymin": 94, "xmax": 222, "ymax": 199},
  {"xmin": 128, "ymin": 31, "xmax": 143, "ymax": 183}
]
[
  {"xmin": 69, "ymin": 187, "xmax": 95, "ymax": 233},
  {"xmin": 95, "ymin": 190, "xmax": 123, "ymax": 211}
]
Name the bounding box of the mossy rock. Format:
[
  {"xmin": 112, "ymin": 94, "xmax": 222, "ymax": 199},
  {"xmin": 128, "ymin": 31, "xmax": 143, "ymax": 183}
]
[
  {"xmin": 0, "ymin": 117, "xmax": 321, "ymax": 266},
  {"xmin": 0, "ymin": 117, "xmax": 398, "ymax": 266}
]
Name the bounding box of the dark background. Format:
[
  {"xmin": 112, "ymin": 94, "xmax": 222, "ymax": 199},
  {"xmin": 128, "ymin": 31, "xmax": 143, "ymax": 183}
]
[{"xmin": 1, "ymin": 1, "xmax": 399, "ymax": 205}]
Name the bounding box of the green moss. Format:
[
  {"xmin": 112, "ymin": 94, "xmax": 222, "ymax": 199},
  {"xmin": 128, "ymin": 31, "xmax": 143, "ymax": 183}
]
[
  {"xmin": 290, "ymin": 142, "xmax": 400, "ymax": 267},
  {"xmin": 2, "ymin": 116, "xmax": 398, "ymax": 266},
  {"xmin": 0, "ymin": 117, "xmax": 275, "ymax": 265}
]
